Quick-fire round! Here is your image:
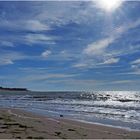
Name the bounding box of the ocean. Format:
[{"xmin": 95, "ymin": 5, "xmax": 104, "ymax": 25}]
[{"xmin": 0, "ymin": 91, "xmax": 140, "ymax": 130}]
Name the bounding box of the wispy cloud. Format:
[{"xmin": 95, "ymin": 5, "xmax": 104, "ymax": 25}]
[
  {"xmin": 128, "ymin": 58, "xmax": 140, "ymax": 75},
  {"xmin": 22, "ymin": 73, "xmax": 77, "ymax": 82},
  {"xmin": 25, "ymin": 34, "xmax": 55, "ymax": 45},
  {"xmin": 73, "ymin": 62, "xmax": 88, "ymax": 68},
  {"xmin": 0, "ymin": 19, "xmax": 54, "ymax": 46},
  {"xmin": 41, "ymin": 50, "xmax": 79, "ymax": 62},
  {"xmin": 84, "ymin": 37, "xmax": 115, "ymax": 56},
  {"xmin": 117, "ymin": 58, "xmax": 140, "ymax": 76},
  {"xmin": 110, "ymin": 80, "xmax": 133, "ymax": 84},
  {"xmin": 103, "ymin": 58, "xmax": 120, "ymax": 65},
  {"xmin": 0, "ymin": 19, "xmax": 50, "ymax": 32},
  {"xmin": 25, "ymin": 20, "xmax": 50, "ymax": 32},
  {"xmin": 0, "ymin": 51, "xmax": 27, "ymax": 66},
  {"xmin": 1, "ymin": 41, "xmax": 14, "ymax": 47},
  {"xmin": 84, "ymin": 19, "xmax": 140, "ymax": 57},
  {"xmin": 0, "ymin": 59, "xmax": 13, "ymax": 65},
  {"xmin": 131, "ymin": 58, "xmax": 140, "ymax": 65},
  {"xmin": 74, "ymin": 19, "xmax": 140, "ymax": 69}
]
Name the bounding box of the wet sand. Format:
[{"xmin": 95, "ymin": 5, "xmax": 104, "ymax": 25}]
[{"xmin": 0, "ymin": 108, "xmax": 140, "ymax": 139}]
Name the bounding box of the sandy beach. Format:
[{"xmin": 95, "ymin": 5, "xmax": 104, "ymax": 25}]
[{"xmin": 0, "ymin": 108, "xmax": 139, "ymax": 139}]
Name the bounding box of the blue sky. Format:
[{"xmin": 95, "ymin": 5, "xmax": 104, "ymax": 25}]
[{"xmin": 0, "ymin": 1, "xmax": 140, "ymax": 91}]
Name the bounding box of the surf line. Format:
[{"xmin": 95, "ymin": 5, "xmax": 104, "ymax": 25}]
[{"xmin": 7, "ymin": 109, "xmax": 60, "ymax": 123}]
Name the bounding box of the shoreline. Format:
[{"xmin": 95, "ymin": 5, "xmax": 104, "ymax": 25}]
[
  {"xmin": 0, "ymin": 107, "xmax": 140, "ymax": 139},
  {"xmin": 15, "ymin": 107, "xmax": 140, "ymax": 132},
  {"xmin": 63, "ymin": 117, "xmax": 140, "ymax": 132}
]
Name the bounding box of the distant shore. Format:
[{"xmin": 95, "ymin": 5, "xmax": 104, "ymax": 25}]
[
  {"xmin": 0, "ymin": 108, "xmax": 140, "ymax": 139},
  {"xmin": 0, "ymin": 86, "xmax": 28, "ymax": 92}
]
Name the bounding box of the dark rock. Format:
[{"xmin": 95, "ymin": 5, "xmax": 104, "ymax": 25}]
[
  {"xmin": 55, "ymin": 131, "xmax": 61, "ymax": 136},
  {"xmin": 68, "ymin": 128, "xmax": 75, "ymax": 131},
  {"xmin": 60, "ymin": 115, "xmax": 63, "ymax": 117}
]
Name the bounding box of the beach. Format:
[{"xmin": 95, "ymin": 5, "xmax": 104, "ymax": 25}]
[{"xmin": 0, "ymin": 108, "xmax": 140, "ymax": 139}]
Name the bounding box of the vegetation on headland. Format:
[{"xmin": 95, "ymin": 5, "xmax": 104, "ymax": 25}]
[{"xmin": 0, "ymin": 86, "xmax": 28, "ymax": 91}]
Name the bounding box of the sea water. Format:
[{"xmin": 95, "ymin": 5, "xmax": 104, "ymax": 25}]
[{"xmin": 0, "ymin": 91, "xmax": 140, "ymax": 130}]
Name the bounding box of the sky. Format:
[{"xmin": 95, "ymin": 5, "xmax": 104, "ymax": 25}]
[{"xmin": 0, "ymin": 1, "xmax": 140, "ymax": 91}]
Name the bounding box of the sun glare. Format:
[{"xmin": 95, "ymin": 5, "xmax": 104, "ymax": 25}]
[{"xmin": 96, "ymin": 0, "xmax": 123, "ymax": 12}]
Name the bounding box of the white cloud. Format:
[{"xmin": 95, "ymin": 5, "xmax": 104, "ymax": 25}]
[
  {"xmin": 36, "ymin": 2, "xmax": 92, "ymax": 25},
  {"xmin": 0, "ymin": 59, "xmax": 14, "ymax": 65},
  {"xmin": 128, "ymin": 58, "xmax": 140, "ymax": 75},
  {"xmin": 103, "ymin": 58, "xmax": 120, "ymax": 64},
  {"xmin": 84, "ymin": 19, "xmax": 140, "ymax": 57},
  {"xmin": 117, "ymin": 58, "xmax": 140, "ymax": 75},
  {"xmin": 25, "ymin": 34, "xmax": 54, "ymax": 44},
  {"xmin": 131, "ymin": 58, "xmax": 140, "ymax": 65},
  {"xmin": 109, "ymin": 80, "xmax": 133, "ymax": 84},
  {"xmin": 22, "ymin": 73, "xmax": 77, "ymax": 82},
  {"xmin": 25, "ymin": 20, "xmax": 50, "ymax": 32},
  {"xmin": 84, "ymin": 37, "xmax": 114, "ymax": 56},
  {"xmin": 0, "ymin": 19, "xmax": 50, "ymax": 32},
  {"xmin": 73, "ymin": 57, "xmax": 120, "ymax": 69},
  {"xmin": 124, "ymin": 71, "xmax": 140, "ymax": 75},
  {"xmin": 122, "ymin": 19, "xmax": 140, "ymax": 33},
  {"xmin": 73, "ymin": 63, "xmax": 88, "ymax": 68},
  {"xmin": 0, "ymin": 19, "xmax": 54, "ymax": 46},
  {"xmin": 75, "ymin": 19, "xmax": 140, "ymax": 69},
  {"xmin": 0, "ymin": 51, "xmax": 28, "ymax": 66},
  {"xmin": 41, "ymin": 50, "xmax": 79, "ymax": 61},
  {"xmin": 1, "ymin": 41, "xmax": 14, "ymax": 47},
  {"xmin": 41, "ymin": 50, "xmax": 51, "ymax": 58}
]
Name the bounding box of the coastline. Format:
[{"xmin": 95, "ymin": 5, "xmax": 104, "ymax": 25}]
[{"xmin": 0, "ymin": 108, "xmax": 140, "ymax": 139}]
